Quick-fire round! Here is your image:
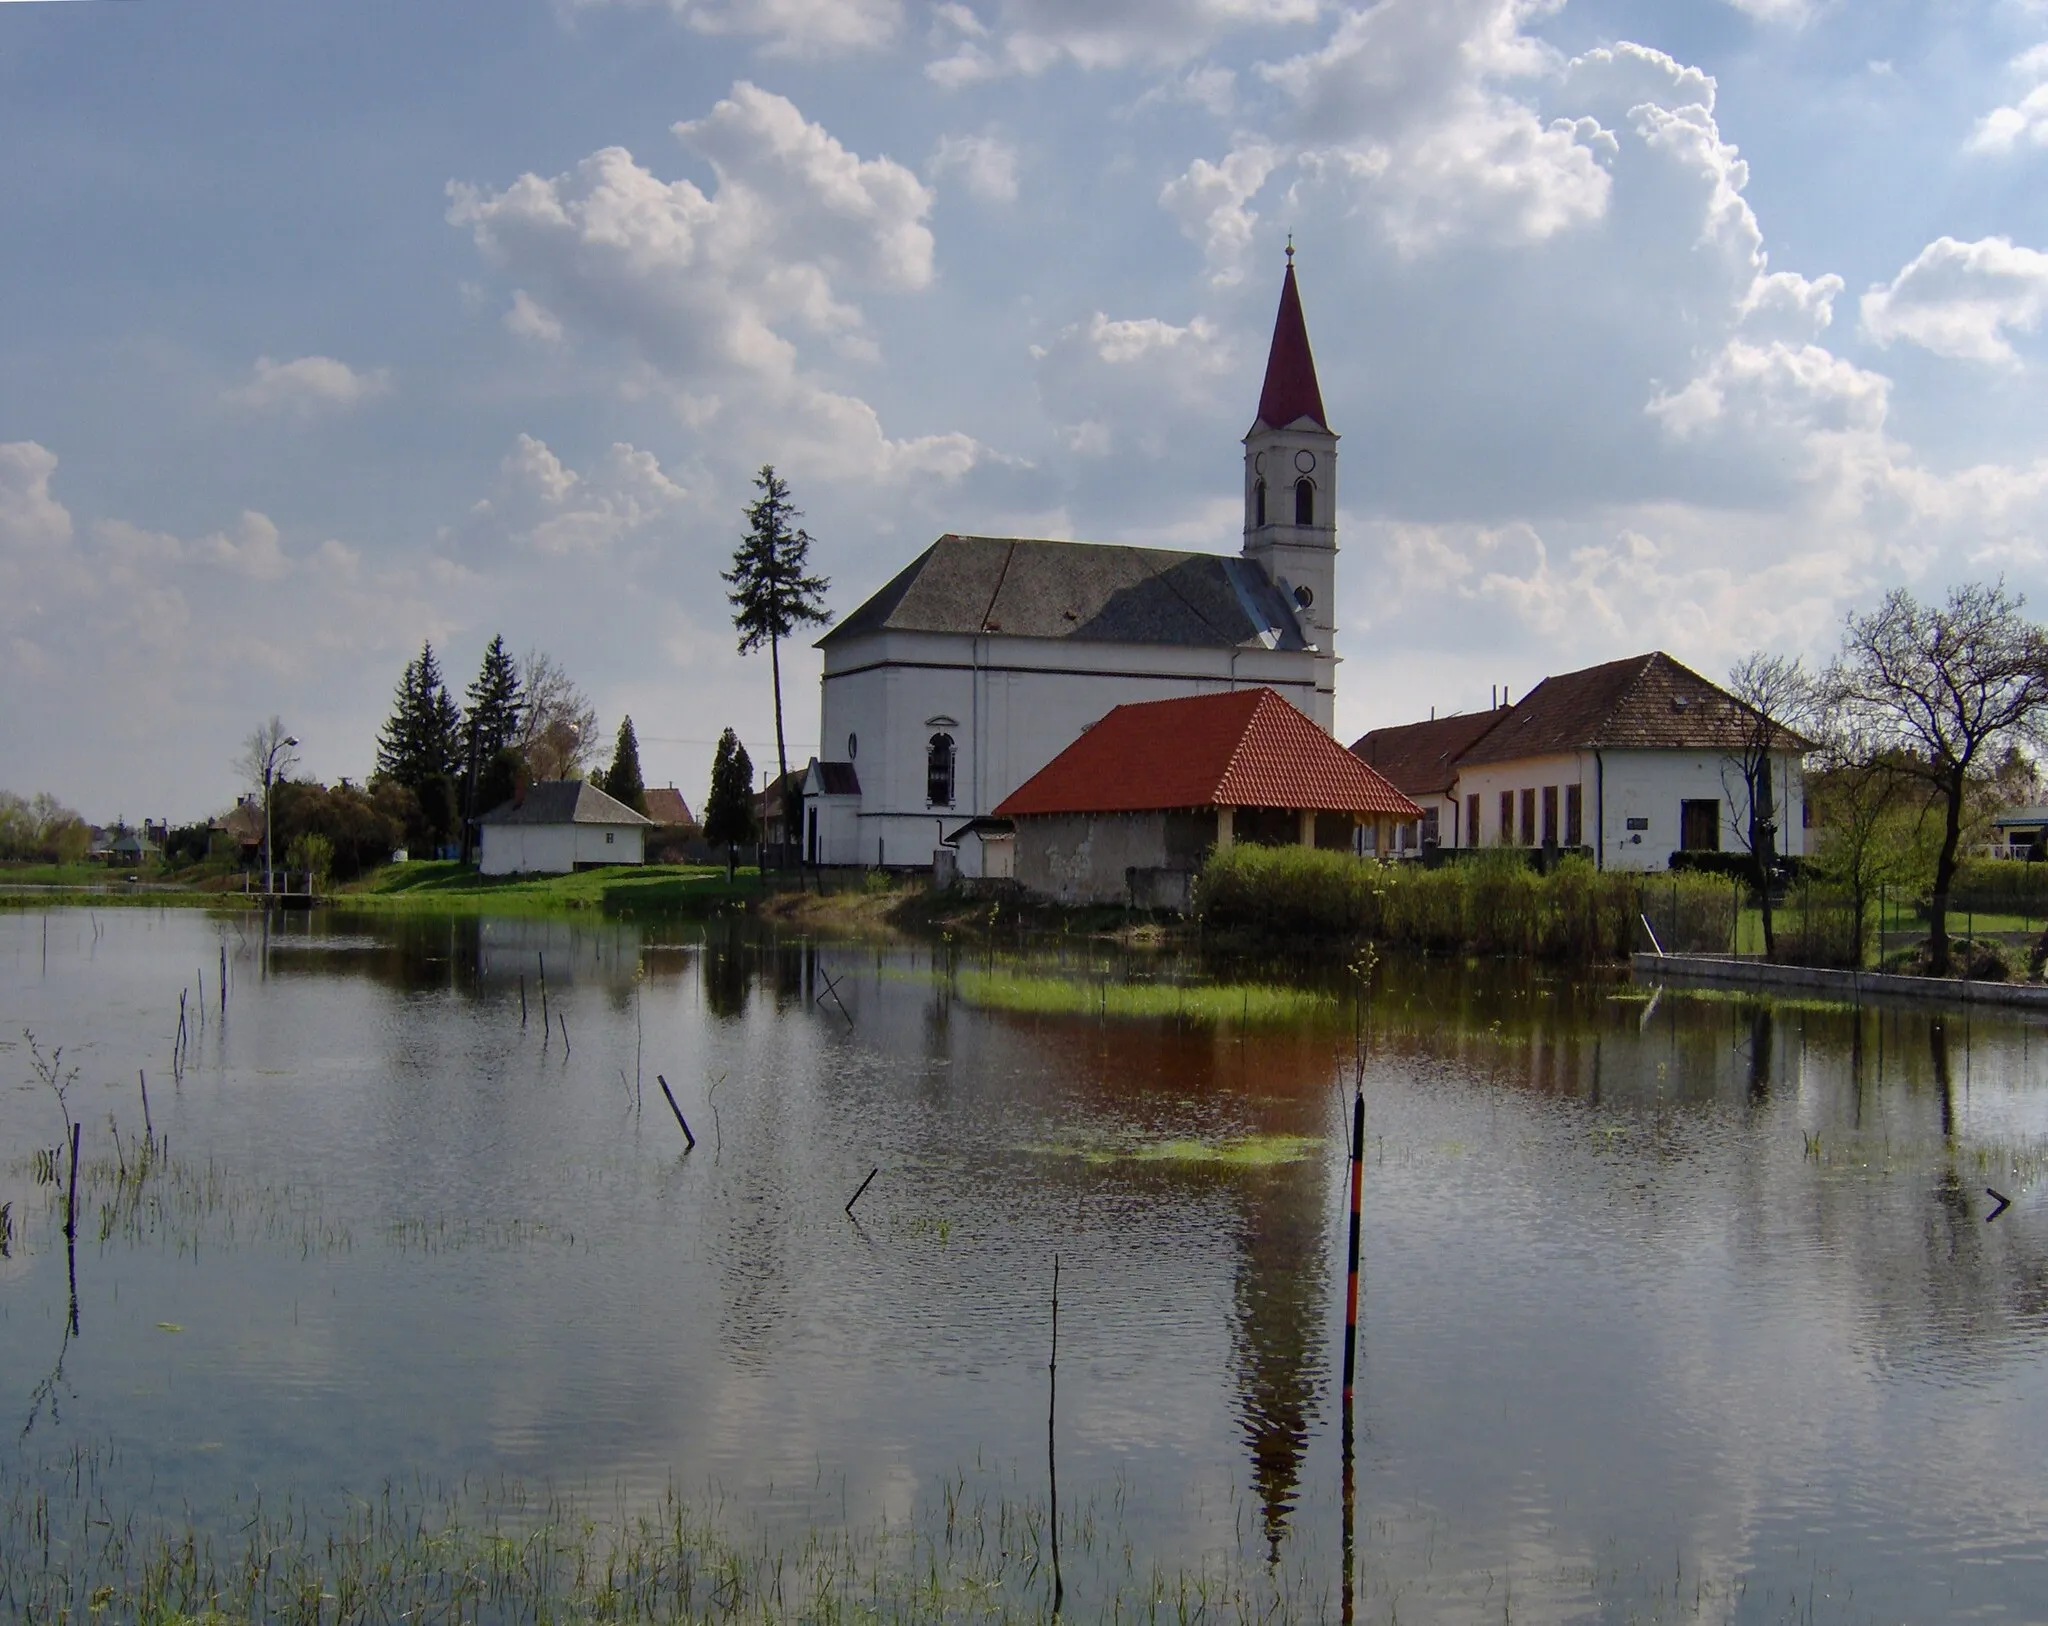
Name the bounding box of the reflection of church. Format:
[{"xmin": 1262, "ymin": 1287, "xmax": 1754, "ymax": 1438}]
[{"xmin": 801, "ymin": 253, "xmax": 1340, "ymax": 868}]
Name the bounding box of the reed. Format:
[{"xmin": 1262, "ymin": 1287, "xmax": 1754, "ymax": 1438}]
[
  {"xmin": 953, "ymin": 968, "xmax": 1336, "ymax": 1026},
  {"xmin": 1196, "ymin": 846, "xmax": 1737, "ymax": 962}
]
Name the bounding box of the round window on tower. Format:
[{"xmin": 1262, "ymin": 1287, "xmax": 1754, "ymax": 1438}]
[
  {"xmin": 1294, "ymin": 584, "xmax": 1314, "ymax": 609},
  {"xmin": 847, "ymin": 733, "xmax": 858, "ymax": 760},
  {"xmin": 1294, "ymin": 450, "xmax": 1316, "ymax": 473}
]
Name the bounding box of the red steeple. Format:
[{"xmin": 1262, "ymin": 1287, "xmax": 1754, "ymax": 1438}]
[{"xmin": 1253, "ymin": 244, "xmax": 1328, "ymax": 432}]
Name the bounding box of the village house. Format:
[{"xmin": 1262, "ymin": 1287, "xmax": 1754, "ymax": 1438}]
[
  {"xmin": 993, "ymin": 687, "xmax": 1420, "ymax": 907},
  {"xmin": 801, "ymin": 251, "xmax": 1340, "ymax": 870},
  {"xmin": 477, "ymin": 780, "xmax": 653, "ymax": 876},
  {"xmin": 1350, "ymin": 652, "xmax": 1809, "ymax": 871}
]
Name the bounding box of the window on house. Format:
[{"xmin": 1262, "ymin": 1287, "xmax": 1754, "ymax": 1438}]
[
  {"xmin": 927, "ymin": 733, "xmax": 956, "ymax": 808},
  {"xmin": 1540, "ymin": 786, "xmax": 1559, "ymax": 846},
  {"xmin": 1421, "ymin": 808, "xmax": 1439, "ymax": 848},
  {"xmin": 1294, "ymin": 478, "xmax": 1314, "ymax": 525},
  {"xmin": 1499, "ymin": 791, "xmax": 1513, "ymax": 846},
  {"xmin": 605, "ymin": 831, "xmax": 615, "ymax": 845},
  {"xmin": 1520, "ymin": 788, "xmax": 1537, "ymax": 846},
  {"xmin": 1254, "ymin": 479, "xmax": 1267, "ymax": 527},
  {"xmin": 1565, "ymin": 784, "xmax": 1583, "ymax": 847},
  {"xmin": 1466, "ymin": 794, "xmax": 1480, "ymax": 847},
  {"xmin": 1680, "ymin": 799, "xmax": 1720, "ymax": 851}
]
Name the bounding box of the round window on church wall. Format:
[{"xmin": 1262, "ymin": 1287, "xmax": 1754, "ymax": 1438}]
[
  {"xmin": 848, "ymin": 733, "xmax": 858, "ymax": 760},
  {"xmin": 1294, "ymin": 584, "xmax": 1314, "ymax": 609},
  {"xmin": 1294, "ymin": 450, "xmax": 1316, "ymax": 473}
]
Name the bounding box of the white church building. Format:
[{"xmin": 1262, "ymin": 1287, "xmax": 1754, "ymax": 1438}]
[{"xmin": 800, "ymin": 253, "xmax": 1342, "ymax": 869}]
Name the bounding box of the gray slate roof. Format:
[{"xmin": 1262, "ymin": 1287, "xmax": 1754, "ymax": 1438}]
[
  {"xmin": 479, "ymin": 780, "xmax": 654, "ymax": 827},
  {"xmin": 820, "ymin": 535, "xmax": 1311, "ymax": 652}
]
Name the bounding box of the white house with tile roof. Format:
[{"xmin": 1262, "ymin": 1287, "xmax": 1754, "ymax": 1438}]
[
  {"xmin": 478, "ymin": 779, "xmax": 654, "ymax": 875},
  {"xmin": 800, "ymin": 254, "xmax": 1340, "ymax": 868}
]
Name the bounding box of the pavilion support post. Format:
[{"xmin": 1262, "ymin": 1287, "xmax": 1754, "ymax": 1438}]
[
  {"xmin": 1298, "ymin": 808, "xmax": 1317, "ymax": 848},
  {"xmin": 1216, "ymin": 806, "xmax": 1235, "ymax": 850}
]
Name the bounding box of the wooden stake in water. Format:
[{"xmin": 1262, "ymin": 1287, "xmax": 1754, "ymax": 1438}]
[
  {"xmin": 1048, "ymin": 1254, "xmax": 1063, "ymax": 1614},
  {"xmin": 558, "ymin": 1012, "xmax": 570, "ymax": 1057},
  {"xmin": 220, "ymin": 944, "xmax": 228, "ymax": 1015},
  {"xmin": 656, "ymin": 1075, "xmax": 696, "ymax": 1149},
  {"xmin": 518, "ymin": 973, "xmax": 528, "ymax": 1027},
  {"xmin": 1342, "ymin": 1086, "xmax": 1365, "ymax": 1404},
  {"xmin": 139, "ymin": 1070, "xmax": 153, "ymax": 1142},
  {"xmin": 63, "ymin": 1122, "xmax": 81, "ymax": 1243},
  {"xmin": 538, "ymin": 952, "xmax": 549, "ymax": 1034}
]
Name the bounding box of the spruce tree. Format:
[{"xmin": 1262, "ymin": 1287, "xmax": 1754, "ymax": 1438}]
[
  {"xmin": 460, "ymin": 635, "xmax": 524, "ymax": 854},
  {"xmin": 724, "ymin": 466, "xmax": 832, "ymax": 803},
  {"xmin": 603, "ymin": 716, "xmax": 648, "ymax": 815},
  {"xmin": 374, "ymin": 642, "xmax": 462, "ymax": 847},
  {"xmin": 703, "ymin": 728, "xmax": 757, "ymax": 873}
]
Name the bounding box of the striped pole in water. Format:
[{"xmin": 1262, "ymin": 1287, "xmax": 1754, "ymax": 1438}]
[{"xmin": 1342, "ymin": 1086, "xmax": 1364, "ymax": 1402}]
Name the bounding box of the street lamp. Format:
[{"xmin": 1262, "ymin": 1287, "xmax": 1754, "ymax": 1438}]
[{"xmin": 264, "ymin": 734, "xmax": 300, "ymax": 897}]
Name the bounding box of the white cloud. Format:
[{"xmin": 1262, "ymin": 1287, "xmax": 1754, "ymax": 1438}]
[
  {"xmin": 1159, "ymin": 143, "xmax": 1276, "ymax": 282},
  {"xmin": 451, "ymin": 83, "xmax": 999, "ymax": 493},
  {"xmin": 226, "ymin": 354, "xmax": 392, "ymax": 415},
  {"xmin": 565, "ymin": 0, "xmax": 902, "ymax": 55},
  {"xmin": 1033, "ymin": 311, "xmax": 1233, "ymax": 459},
  {"xmin": 1968, "ymin": 41, "xmax": 2048, "ymax": 154},
  {"xmin": 1861, "ymin": 235, "xmax": 2048, "ymax": 364},
  {"xmin": 931, "ymin": 132, "xmax": 1020, "ymax": 201},
  {"xmin": 0, "ymin": 441, "xmax": 73, "ymax": 553},
  {"xmin": 926, "ymin": 0, "xmax": 1319, "ymax": 80},
  {"xmin": 506, "ymin": 289, "xmax": 566, "ymax": 344},
  {"xmin": 1719, "ymin": 0, "xmax": 1815, "ymax": 23},
  {"xmin": 1260, "ymin": 0, "xmax": 1612, "ymax": 255},
  {"xmin": 461, "ymin": 434, "xmax": 688, "ymax": 555}
]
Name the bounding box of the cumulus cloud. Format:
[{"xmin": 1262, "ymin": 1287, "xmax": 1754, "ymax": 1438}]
[
  {"xmin": 0, "ymin": 441, "xmax": 73, "ymax": 553},
  {"xmin": 1861, "ymin": 236, "xmax": 2048, "ymax": 364},
  {"xmin": 1257, "ymin": 0, "xmax": 1612, "ymax": 256},
  {"xmin": 451, "ymin": 82, "xmax": 996, "ymax": 492},
  {"xmin": 1033, "ymin": 311, "xmax": 1234, "ymax": 460},
  {"xmin": 926, "ymin": 0, "xmax": 1318, "ymax": 81},
  {"xmin": 460, "ymin": 434, "xmax": 688, "ymax": 555},
  {"xmin": 931, "ymin": 132, "xmax": 1020, "ymax": 201},
  {"xmin": 226, "ymin": 355, "xmax": 392, "ymax": 415},
  {"xmin": 1968, "ymin": 42, "xmax": 2048, "ymax": 154},
  {"xmin": 1159, "ymin": 143, "xmax": 1277, "ymax": 282},
  {"xmin": 565, "ymin": 0, "xmax": 902, "ymax": 55}
]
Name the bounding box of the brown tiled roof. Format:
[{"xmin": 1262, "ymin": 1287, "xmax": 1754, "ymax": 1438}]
[
  {"xmin": 1350, "ymin": 711, "xmax": 1506, "ymax": 798},
  {"xmin": 1456, "ymin": 652, "xmax": 1814, "ymax": 766},
  {"xmin": 643, "ymin": 787, "xmax": 694, "ymax": 827},
  {"xmin": 995, "ymin": 688, "xmax": 1421, "ymax": 818}
]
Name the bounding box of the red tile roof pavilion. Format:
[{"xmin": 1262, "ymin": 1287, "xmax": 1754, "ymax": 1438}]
[{"xmin": 995, "ymin": 688, "xmax": 1421, "ymax": 819}]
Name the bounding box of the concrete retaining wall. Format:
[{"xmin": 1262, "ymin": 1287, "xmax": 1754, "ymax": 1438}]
[{"xmin": 1632, "ymin": 952, "xmax": 2048, "ymax": 1010}]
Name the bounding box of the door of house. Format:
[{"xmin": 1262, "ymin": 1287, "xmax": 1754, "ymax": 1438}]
[{"xmin": 1680, "ymin": 799, "xmax": 1720, "ymax": 852}]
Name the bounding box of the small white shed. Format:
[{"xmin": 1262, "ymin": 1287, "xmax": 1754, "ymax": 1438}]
[{"xmin": 478, "ymin": 781, "xmax": 654, "ymax": 876}]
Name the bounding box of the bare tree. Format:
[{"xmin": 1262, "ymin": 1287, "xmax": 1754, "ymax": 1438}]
[
  {"xmin": 1720, "ymin": 653, "xmax": 1815, "ymax": 960},
  {"xmin": 1827, "ymin": 581, "xmax": 2048, "ymax": 974},
  {"xmin": 516, "ymin": 650, "xmax": 598, "ymax": 782},
  {"xmin": 238, "ymin": 717, "xmax": 300, "ymax": 896}
]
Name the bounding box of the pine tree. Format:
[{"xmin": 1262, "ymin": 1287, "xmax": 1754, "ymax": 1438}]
[
  {"xmin": 724, "ymin": 466, "xmax": 832, "ymax": 802},
  {"xmin": 703, "ymin": 728, "xmax": 757, "ymax": 871},
  {"xmin": 374, "ymin": 642, "xmax": 462, "ymax": 847},
  {"xmin": 602, "ymin": 716, "xmax": 648, "ymax": 815},
  {"xmin": 459, "ymin": 635, "xmax": 524, "ymax": 854}
]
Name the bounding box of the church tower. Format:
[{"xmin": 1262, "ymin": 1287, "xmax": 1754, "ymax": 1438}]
[{"xmin": 1242, "ymin": 246, "xmax": 1337, "ymax": 732}]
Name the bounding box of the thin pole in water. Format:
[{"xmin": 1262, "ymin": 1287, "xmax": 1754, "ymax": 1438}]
[
  {"xmin": 845, "ymin": 1167, "xmax": 879, "ymax": 1216},
  {"xmin": 1342, "ymin": 1085, "xmax": 1365, "ymax": 1404},
  {"xmin": 138, "ymin": 1070, "xmax": 152, "ymax": 1143},
  {"xmin": 63, "ymin": 1122, "xmax": 81, "ymax": 1243},
  {"xmin": 656, "ymin": 1075, "xmax": 695, "ymax": 1149},
  {"xmin": 1048, "ymin": 1253, "xmax": 1063, "ymax": 1615},
  {"xmin": 558, "ymin": 1012, "xmax": 570, "ymax": 1057},
  {"xmin": 519, "ymin": 974, "xmax": 527, "ymax": 1027},
  {"xmin": 538, "ymin": 952, "xmax": 549, "ymax": 1034}
]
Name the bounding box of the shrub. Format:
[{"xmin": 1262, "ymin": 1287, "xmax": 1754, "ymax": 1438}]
[{"xmin": 1196, "ymin": 845, "xmax": 1734, "ymax": 962}]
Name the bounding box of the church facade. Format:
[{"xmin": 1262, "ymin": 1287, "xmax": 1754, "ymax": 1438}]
[{"xmin": 800, "ymin": 255, "xmax": 1340, "ymax": 869}]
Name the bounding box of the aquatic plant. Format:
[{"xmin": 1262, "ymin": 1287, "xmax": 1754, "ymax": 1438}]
[{"xmin": 952, "ymin": 969, "xmax": 1336, "ymax": 1027}]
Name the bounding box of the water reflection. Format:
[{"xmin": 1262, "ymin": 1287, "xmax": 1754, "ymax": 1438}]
[{"xmin": 8, "ymin": 911, "xmax": 2048, "ymax": 1620}]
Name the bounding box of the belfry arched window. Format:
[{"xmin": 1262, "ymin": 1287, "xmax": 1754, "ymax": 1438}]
[
  {"xmin": 1253, "ymin": 479, "xmax": 1267, "ymax": 527},
  {"xmin": 927, "ymin": 733, "xmax": 956, "ymax": 808},
  {"xmin": 1294, "ymin": 477, "xmax": 1314, "ymax": 526}
]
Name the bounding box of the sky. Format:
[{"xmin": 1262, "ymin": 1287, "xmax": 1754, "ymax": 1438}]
[{"xmin": 2, "ymin": 0, "xmax": 2046, "ymax": 824}]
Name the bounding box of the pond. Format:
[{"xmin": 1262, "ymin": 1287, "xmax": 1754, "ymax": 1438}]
[{"xmin": 3, "ymin": 907, "xmax": 2047, "ymax": 1621}]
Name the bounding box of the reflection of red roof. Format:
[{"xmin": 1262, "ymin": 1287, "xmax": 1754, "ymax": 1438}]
[
  {"xmin": 1253, "ymin": 258, "xmax": 1328, "ymax": 432},
  {"xmin": 1351, "ymin": 711, "xmax": 1506, "ymax": 798},
  {"xmin": 995, "ymin": 689, "xmax": 1421, "ymax": 818}
]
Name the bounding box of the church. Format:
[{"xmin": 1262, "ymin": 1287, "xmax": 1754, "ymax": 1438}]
[{"xmin": 799, "ymin": 253, "xmax": 1340, "ymax": 869}]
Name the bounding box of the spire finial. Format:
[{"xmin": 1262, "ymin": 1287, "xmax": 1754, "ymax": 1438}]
[{"xmin": 1285, "ymin": 233, "xmax": 1294, "ymax": 265}]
